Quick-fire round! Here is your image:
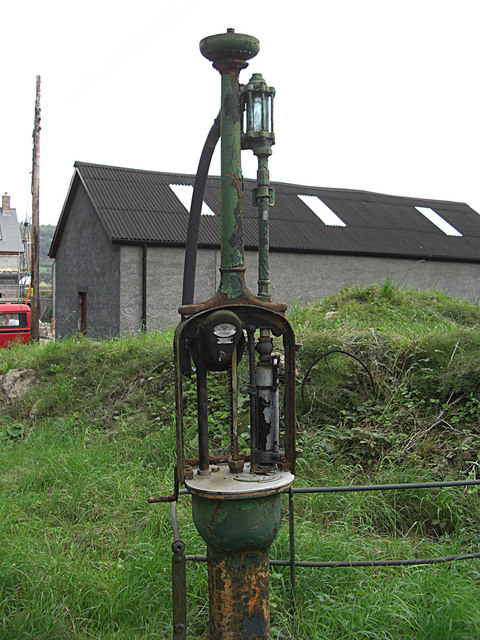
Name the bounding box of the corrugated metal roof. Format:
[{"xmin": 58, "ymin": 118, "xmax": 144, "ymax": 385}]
[{"xmin": 49, "ymin": 161, "xmax": 480, "ymax": 262}]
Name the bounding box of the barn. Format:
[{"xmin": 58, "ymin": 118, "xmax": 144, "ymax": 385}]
[{"xmin": 49, "ymin": 161, "xmax": 480, "ymax": 339}]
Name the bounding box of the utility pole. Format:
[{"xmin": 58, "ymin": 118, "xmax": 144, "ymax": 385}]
[{"xmin": 31, "ymin": 75, "xmax": 41, "ymax": 341}]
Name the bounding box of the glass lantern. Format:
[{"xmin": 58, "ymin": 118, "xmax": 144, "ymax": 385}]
[{"xmin": 242, "ymin": 73, "xmax": 275, "ymax": 150}]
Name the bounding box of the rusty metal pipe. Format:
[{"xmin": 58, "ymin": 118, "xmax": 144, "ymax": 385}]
[
  {"xmin": 247, "ymin": 327, "xmax": 258, "ymax": 472},
  {"xmin": 207, "ymin": 550, "xmax": 270, "ymax": 639},
  {"xmin": 229, "ymin": 347, "xmax": 240, "ymax": 462},
  {"xmin": 192, "ymin": 492, "xmax": 282, "ymax": 640},
  {"xmin": 197, "ymin": 364, "xmax": 210, "ymax": 472}
]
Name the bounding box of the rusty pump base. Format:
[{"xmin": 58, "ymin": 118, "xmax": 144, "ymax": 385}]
[{"xmin": 190, "ymin": 468, "xmax": 293, "ymax": 640}]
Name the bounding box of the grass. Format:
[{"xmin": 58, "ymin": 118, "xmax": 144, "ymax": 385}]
[
  {"xmin": 0, "ymin": 419, "xmax": 173, "ymax": 639},
  {"xmin": 2, "ymin": 282, "xmax": 480, "ymax": 638}
]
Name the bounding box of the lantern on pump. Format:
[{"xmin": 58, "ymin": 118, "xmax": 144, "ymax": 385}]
[
  {"xmin": 242, "ymin": 73, "xmax": 275, "ymax": 153},
  {"xmin": 242, "ymin": 73, "xmax": 276, "ymax": 302}
]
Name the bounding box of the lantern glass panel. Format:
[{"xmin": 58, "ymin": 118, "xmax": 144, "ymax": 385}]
[
  {"xmin": 252, "ymin": 95, "xmax": 263, "ymax": 132},
  {"xmin": 264, "ymin": 96, "xmax": 272, "ymax": 133}
]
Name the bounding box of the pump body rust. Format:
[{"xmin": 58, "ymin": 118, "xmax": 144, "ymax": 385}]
[{"xmin": 193, "ymin": 494, "xmax": 281, "ymax": 640}]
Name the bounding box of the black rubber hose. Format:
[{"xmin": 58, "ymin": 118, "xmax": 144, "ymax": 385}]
[
  {"xmin": 182, "ymin": 113, "xmax": 221, "ymax": 306},
  {"xmin": 301, "ymin": 349, "xmax": 376, "ymax": 409}
]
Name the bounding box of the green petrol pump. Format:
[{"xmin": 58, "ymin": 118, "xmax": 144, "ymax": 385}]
[{"xmin": 156, "ymin": 29, "xmax": 296, "ymax": 640}]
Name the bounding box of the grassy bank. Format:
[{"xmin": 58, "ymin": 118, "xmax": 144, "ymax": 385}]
[{"xmin": 1, "ymin": 283, "xmax": 480, "ymax": 639}]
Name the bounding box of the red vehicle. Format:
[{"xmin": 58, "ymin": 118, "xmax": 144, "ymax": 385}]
[{"xmin": 0, "ymin": 304, "xmax": 31, "ymax": 347}]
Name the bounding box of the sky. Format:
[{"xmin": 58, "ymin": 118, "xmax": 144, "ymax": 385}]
[{"xmin": 2, "ymin": 0, "xmax": 480, "ymax": 226}]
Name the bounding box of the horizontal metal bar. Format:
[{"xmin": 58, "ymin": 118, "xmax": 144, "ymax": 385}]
[
  {"xmin": 186, "ymin": 552, "xmax": 480, "ymax": 568},
  {"xmin": 179, "ymin": 479, "xmax": 480, "ymax": 499},
  {"xmin": 270, "ymin": 553, "xmax": 480, "ymax": 567},
  {"xmin": 289, "ymin": 479, "xmax": 480, "ymax": 494}
]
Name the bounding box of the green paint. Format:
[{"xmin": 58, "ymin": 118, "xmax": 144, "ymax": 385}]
[
  {"xmin": 220, "ymin": 268, "xmax": 247, "ymax": 299},
  {"xmin": 199, "ymin": 31, "xmax": 259, "ymax": 67},
  {"xmin": 192, "ymin": 494, "xmax": 282, "ymax": 555},
  {"xmin": 200, "ymin": 30, "xmax": 260, "ymax": 300},
  {"xmin": 219, "ymin": 69, "xmax": 246, "ymax": 298},
  {"xmin": 254, "ymin": 156, "xmax": 274, "ymax": 300}
]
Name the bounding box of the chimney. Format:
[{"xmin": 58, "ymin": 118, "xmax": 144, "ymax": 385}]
[{"xmin": 2, "ymin": 193, "xmax": 11, "ymax": 212}]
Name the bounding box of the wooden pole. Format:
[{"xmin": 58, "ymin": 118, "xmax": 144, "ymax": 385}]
[{"xmin": 31, "ymin": 75, "xmax": 41, "ymax": 341}]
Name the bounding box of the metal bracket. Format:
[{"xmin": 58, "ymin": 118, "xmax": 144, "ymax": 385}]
[
  {"xmin": 147, "ymin": 466, "xmax": 180, "ymax": 504},
  {"xmin": 171, "ymin": 501, "xmax": 187, "ymax": 640},
  {"xmin": 252, "ymin": 186, "xmax": 275, "ymax": 207}
]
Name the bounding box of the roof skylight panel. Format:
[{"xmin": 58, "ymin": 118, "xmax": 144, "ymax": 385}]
[
  {"xmin": 169, "ymin": 184, "xmax": 215, "ymax": 216},
  {"xmin": 415, "ymin": 206, "xmax": 462, "ymax": 236},
  {"xmin": 297, "ymin": 194, "xmax": 346, "ymax": 226}
]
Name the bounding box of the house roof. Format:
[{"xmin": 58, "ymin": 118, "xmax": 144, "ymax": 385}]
[
  {"xmin": 49, "ymin": 161, "xmax": 480, "ymax": 262},
  {"xmin": 0, "ymin": 207, "xmax": 24, "ymax": 254}
]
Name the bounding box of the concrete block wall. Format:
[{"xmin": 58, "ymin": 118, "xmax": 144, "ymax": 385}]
[
  {"xmin": 118, "ymin": 245, "xmax": 480, "ymax": 335},
  {"xmin": 54, "ymin": 187, "xmax": 121, "ymax": 339}
]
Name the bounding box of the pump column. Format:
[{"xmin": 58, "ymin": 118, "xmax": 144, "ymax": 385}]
[{"xmin": 200, "ymin": 28, "xmax": 257, "ymax": 300}]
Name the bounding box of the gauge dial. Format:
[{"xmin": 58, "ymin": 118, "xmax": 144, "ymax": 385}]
[{"xmin": 213, "ymin": 323, "xmax": 237, "ymax": 338}]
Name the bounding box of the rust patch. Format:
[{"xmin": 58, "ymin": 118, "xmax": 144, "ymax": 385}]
[
  {"xmin": 227, "ymin": 173, "xmax": 243, "ymax": 212},
  {"xmin": 227, "ymin": 173, "xmax": 244, "ymax": 252},
  {"xmin": 208, "ymin": 550, "xmax": 270, "ymax": 639}
]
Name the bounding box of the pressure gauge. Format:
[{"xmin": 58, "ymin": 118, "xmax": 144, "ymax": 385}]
[
  {"xmin": 213, "ymin": 323, "xmax": 237, "ymax": 338},
  {"xmin": 190, "ymin": 310, "xmax": 243, "ymax": 370}
]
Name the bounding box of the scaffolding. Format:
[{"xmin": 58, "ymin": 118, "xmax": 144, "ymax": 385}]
[{"xmin": 18, "ymin": 220, "xmax": 32, "ymax": 303}]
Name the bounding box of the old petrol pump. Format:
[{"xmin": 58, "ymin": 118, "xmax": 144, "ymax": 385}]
[{"xmin": 154, "ymin": 29, "xmax": 296, "ymax": 640}]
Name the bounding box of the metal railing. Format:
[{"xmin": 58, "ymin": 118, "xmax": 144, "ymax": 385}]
[{"xmin": 169, "ymin": 477, "xmax": 480, "ymax": 638}]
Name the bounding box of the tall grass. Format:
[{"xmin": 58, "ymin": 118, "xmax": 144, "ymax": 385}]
[{"xmin": 2, "ymin": 284, "xmax": 480, "ymax": 638}]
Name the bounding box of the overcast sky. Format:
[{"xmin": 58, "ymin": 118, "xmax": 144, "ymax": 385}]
[{"xmin": 2, "ymin": 0, "xmax": 479, "ymax": 226}]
